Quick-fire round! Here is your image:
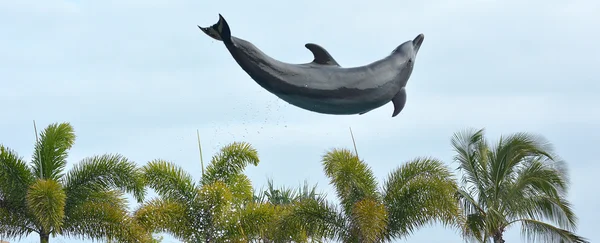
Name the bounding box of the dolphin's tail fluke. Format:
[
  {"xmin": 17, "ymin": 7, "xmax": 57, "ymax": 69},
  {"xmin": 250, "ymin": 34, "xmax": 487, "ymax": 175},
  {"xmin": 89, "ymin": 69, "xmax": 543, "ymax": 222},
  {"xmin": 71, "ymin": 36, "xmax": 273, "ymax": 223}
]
[{"xmin": 198, "ymin": 14, "xmax": 232, "ymax": 43}]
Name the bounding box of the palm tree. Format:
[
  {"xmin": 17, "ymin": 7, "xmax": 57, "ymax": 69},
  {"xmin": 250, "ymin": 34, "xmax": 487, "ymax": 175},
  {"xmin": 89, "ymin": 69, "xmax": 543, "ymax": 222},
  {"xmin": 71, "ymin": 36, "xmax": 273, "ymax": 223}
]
[
  {"xmin": 243, "ymin": 179, "xmax": 329, "ymax": 242},
  {"xmin": 136, "ymin": 141, "xmax": 332, "ymax": 243},
  {"xmin": 0, "ymin": 122, "xmax": 148, "ymax": 243},
  {"xmin": 452, "ymin": 128, "xmax": 588, "ymax": 243},
  {"xmin": 286, "ymin": 148, "xmax": 460, "ymax": 243},
  {"xmin": 253, "ymin": 178, "xmax": 326, "ymax": 205},
  {"xmin": 134, "ymin": 141, "xmax": 260, "ymax": 242}
]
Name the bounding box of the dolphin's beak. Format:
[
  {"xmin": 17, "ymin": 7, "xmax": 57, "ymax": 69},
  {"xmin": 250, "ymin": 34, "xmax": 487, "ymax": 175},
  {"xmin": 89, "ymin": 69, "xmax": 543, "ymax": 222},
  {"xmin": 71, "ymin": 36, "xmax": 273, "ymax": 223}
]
[{"xmin": 412, "ymin": 34, "xmax": 424, "ymax": 53}]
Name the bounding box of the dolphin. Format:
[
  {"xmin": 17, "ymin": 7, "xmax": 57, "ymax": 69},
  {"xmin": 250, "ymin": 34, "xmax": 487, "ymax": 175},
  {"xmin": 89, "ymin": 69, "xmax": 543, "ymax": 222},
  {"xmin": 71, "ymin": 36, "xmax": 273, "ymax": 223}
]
[{"xmin": 198, "ymin": 14, "xmax": 424, "ymax": 117}]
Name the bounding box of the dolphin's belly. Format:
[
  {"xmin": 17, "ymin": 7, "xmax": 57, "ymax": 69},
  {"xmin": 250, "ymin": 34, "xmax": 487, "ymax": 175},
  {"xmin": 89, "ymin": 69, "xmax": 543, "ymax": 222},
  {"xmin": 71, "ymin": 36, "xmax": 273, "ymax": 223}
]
[
  {"xmin": 241, "ymin": 62, "xmax": 405, "ymax": 114},
  {"xmin": 274, "ymin": 86, "xmax": 398, "ymax": 115},
  {"xmin": 269, "ymin": 65, "xmax": 406, "ymax": 114}
]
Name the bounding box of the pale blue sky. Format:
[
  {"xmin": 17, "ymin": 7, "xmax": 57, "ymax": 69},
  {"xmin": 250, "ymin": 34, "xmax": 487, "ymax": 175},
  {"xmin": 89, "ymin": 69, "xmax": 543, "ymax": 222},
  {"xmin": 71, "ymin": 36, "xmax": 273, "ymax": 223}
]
[{"xmin": 1, "ymin": 0, "xmax": 598, "ymax": 242}]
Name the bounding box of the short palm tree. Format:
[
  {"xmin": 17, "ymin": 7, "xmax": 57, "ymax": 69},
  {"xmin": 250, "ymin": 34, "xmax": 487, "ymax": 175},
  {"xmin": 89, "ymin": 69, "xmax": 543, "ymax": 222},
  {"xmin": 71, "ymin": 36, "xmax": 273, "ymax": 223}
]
[
  {"xmin": 286, "ymin": 148, "xmax": 460, "ymax": 243},
  {"xmin": 253, "ymin": 179, "xmax": 326, "ymax": 205},
  {"xmin": 452, "ymin": 128, "xmax": 588, "ymax": 243},
  {"xmin": 134, "ymin": 141, "xmax": 260, "ymax": 242},
  {"xmin": 136, "ymin": 142, "xmax": 333, "ymax": 243},
  {"xmin": 242, "ymin": 179, "xmax": 329, "ymax": 242},
  {"xmin": 0, "ymin": 122, "xmax": 148, "ymax": 243}
]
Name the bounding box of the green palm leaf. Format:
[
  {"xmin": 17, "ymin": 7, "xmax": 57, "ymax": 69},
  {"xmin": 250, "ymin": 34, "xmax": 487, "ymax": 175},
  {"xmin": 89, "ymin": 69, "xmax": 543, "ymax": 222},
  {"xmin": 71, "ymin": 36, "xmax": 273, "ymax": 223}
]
[
  {"xmin": 382, "ymin": 157, "xmax": 459, "ymax": 238},
  {"xmin": 63, "ymin": 154, "xmax": 145, "ymax": 205},
  {"xmin": 0, "ymin": 145, "xmax": 36, "ymax": 239},
  {"xmin": 352, "ymin": 198, "xmax": 388, "ymax": 242},
  {"xmin": 225, "ymin": 173, "xmax": 254, "ymax": 205},
  {"xmin": 519, "ymin": 219, "xmax": 589, "ymax": 243},
  {"xmin": 234, "ymin": 201, "xmax": 278, "ymax": 241},
  {"xmin": 134, "ymin": 198, "xmax": 191, "ymax": 241},
  {"xmin": 31, "ymin": 122, "xmax": 75, "ymax": 180},
  {"xmin": 60, "ymin": 190, "xmax": 148, "ymax": 242},
  {"xmin": 142, "ymin": 159, "xmax": 197, "ymax": 202},
  {"xmin": 0, "ymin": 145, "xmax": 35, "ymax": 204},
  {"xmin": 202, "ymin": 142, "xmax": 259, "ymax": 185},
  {"xmin": 285, "ymin": 197, "xmax": 344, "ymax": 241},
  {"xmin": 322, "ymin": 148, "xmax": 379, "ymax": 215}
]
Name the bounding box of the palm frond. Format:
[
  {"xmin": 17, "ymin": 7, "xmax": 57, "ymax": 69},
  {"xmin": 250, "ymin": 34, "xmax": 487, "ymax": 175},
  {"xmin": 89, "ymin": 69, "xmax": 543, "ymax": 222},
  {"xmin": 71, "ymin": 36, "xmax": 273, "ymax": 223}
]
[
  {"xmin": 245, "ymin": 179, "xmax": 331, "ymax": 242},
  {"xmin": 382, "ymin": 157, "xmax": 459, "ymax": 239},
  {"xmin": 25, "ymin": 179, "xmax": 66, "ymax": 235},
  {"xmin": 272, "ymin": 205, "xmax": 311, "ymax": 242},
  {"xmin": 321, "ymin": 148, "xmax": 379, "ymax": 215},
  {"xmin": 286, "ymin": 198, "xmax": 345, "ymax": 241},
  {"xmin": 225, "ymin": 173, "xmax": 254, "ymax": 206},
  {"xmin": 0, "ymin": 145, "xmax": 35, "ymax": 205},
  {"xmin": 261, "ymin": 178, "xmax": 297, "ymax": 205},
  {"xmin": 461, "ymin": 213, "xmax": 487, "ymax": 243},
  {"xmin": 63, "ymin": 154, "xmax": 145, "ymax": 207},
  {"xmin": 296, "ymin": 180, "xmax": 327, "ymax": 203},
  {"xmin": 352, "ymin": 198, "xmax": 388, "ymax": 243},
  {"xmin": 508, "ymin": 157, "xmax": 567, "ymax": 200},
  {"xmin": 0, "ymin": 206, "xmax": 36, "ymax": 239},
  {"xmin": 197, "ymin": 181, "xmax": 233, "ymax": 216},
  {"xmin": 456, "ymin": 189, "xmax": 485, "ymax": 216},
  {"xmin": 252, "ymin": 187, "xmax": 267, "ymax": 203},
  {"xmin": 195, "ymin": 181, "xmax": 234, "ymax": 241},
  {"xmin": 518, "ymin": 219, "xmax": 589, "ymax": 243},
  {"xmin": 451, "ymin": 128, "xmax": 491, "ymax": 208},
  {"xmin": 514, "ymin": 195, "xmax": 578, "ymax": 232},
  {"xmin": 489, "ymin": 132, "xmax": 555, "ymax": 200},
  {"xmin": 134, "ymin": 198, "xmax": 191, "ymax": 242},
  {"xmin": 234, "ymin": 202, "xmax": 278, "ymax": 241},
  {"xmin": 61, "ymin": 190, "xmax": 146, "ymax": 242},
  {"xmin": 62, "ymin": 190, "xmax": 127, "ymax": 230},
  {"xmin": 505, "ymin": 158, "xmax": 575, "ymax": 230},
  {"xmin": 31, "ymin": 122, "xmax": 75, "ymax": 180},
  {"xmin": 0, "ymin": 145, "xmax": 37, "ymax": 239},
  {"xmin": 202, "ymin": 142, "xmax": 259, "ymax": 186},
  {"xmin": 141, "ymin": 160, "xmax": 197, "ymax": 202}
]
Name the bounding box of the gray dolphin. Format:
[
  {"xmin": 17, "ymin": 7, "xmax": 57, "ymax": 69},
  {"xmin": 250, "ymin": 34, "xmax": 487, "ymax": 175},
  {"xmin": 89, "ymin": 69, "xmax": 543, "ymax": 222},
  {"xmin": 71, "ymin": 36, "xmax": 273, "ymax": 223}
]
[{"xmin": 198, "ymin": 14, "xmax": 424, "ymax": 117}]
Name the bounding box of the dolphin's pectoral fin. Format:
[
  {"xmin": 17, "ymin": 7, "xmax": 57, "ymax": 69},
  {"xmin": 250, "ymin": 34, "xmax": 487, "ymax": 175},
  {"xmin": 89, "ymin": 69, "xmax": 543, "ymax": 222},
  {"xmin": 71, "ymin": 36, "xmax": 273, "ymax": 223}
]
[
  {"xmin": 304, "ymin": 43, "xmax": 341, "ymax": 66},
  {"xmin": 391, "ymin": 88, "xmax": 407, "ymax": 117}
]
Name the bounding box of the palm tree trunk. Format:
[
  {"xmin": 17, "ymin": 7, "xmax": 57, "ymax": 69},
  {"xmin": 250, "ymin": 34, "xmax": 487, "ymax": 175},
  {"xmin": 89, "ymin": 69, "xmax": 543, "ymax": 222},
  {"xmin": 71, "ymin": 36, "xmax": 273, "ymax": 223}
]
[
  {"xmin": 493, "ymin": 231, "xmax": 505, "ymax": 243},
  {"xmin": 39, "ymin": 232, "xmax": 50, "ymax": 243}
]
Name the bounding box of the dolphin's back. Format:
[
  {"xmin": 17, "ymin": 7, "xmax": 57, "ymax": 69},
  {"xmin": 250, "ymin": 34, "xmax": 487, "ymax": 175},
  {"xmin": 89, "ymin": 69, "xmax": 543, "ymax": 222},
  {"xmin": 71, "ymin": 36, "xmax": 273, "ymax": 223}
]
[{"xmin": 227, "ymin": 36, "xmax": 410, "ymax": 100}]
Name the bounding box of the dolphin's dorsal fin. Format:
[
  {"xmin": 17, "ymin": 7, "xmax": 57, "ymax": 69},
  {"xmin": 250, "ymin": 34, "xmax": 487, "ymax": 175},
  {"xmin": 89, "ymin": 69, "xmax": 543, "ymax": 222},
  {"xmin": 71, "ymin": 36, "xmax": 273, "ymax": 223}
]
[{"xmin": 304, "ymin": 43, "xmax": 341, "ymax": 66}]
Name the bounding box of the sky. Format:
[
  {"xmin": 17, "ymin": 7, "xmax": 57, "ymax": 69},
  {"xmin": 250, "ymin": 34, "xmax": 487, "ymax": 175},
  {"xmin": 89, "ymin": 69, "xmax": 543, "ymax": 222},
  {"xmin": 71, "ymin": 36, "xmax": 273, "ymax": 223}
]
[{"xmin": 1, "ymin": 0, "xmax": 599, "ymax": 242}]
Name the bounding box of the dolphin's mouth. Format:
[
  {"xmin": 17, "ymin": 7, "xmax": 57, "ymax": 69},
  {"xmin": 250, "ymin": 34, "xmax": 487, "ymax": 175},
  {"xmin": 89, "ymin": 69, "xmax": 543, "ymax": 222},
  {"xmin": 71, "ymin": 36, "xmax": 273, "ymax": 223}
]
[{"xmin": 412, "ymin": 34, "xmax": 425, "ymax": 52}]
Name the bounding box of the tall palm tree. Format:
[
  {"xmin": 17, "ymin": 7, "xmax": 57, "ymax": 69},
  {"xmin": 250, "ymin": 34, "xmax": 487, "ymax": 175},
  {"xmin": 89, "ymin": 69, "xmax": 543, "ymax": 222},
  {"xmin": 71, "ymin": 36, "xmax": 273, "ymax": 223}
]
[
  {"xmin": 134, "ymin": 142, "xmax": 260, "ymax": 242},
  {"xmin": 286, "ymin": 148, "xmax": 460, "ymax": 243},
  {"xmin": 452, "ymin": 128, "xmax": 588, "ymax": 243},
  {"xmin": 0, "ymin": 122, "xmax": 148, "ymax": 243}
]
